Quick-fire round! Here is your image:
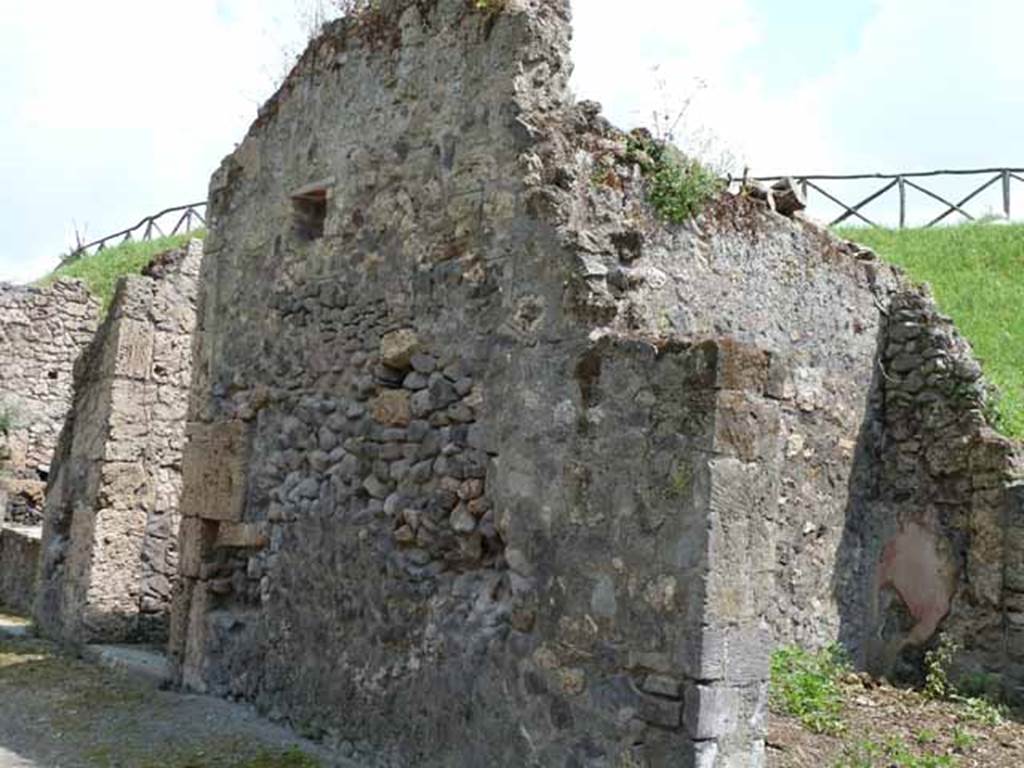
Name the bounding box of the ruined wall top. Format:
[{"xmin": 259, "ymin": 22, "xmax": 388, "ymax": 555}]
[
  {"xmin": 193, "ymin": 0, "xmax": 574, "ymax": 423},
  {"xmin": 36, "ymin": 239, "xmax": 202, "ymax": 644}
]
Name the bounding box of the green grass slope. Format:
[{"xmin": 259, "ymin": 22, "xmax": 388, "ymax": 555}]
[
  {"xmin": 836, "ymin": 223, "xmax": 1024, "ymax": 438},
  {"xmin": 41, "ymin": 232, "xmax": 204, "ymax": 311}
]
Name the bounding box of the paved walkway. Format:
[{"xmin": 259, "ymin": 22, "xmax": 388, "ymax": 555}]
[
  {"xmin": 0, "ymin": 746, "xmax": 36, "ymax": 767},
  {"xmin": 0, "ymin": 616, "xmax": 351, "ymax": 768}
]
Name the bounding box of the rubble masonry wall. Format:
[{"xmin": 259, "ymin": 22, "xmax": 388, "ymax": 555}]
[
  {"xmin": 0, "ymin": 278, "xmax": 100, "ymax": 523},
  {"xmin": 168, "ymin": 0, "xmax": 1022, "ymax": 765}
]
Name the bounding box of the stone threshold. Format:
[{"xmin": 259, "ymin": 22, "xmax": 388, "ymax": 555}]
[
  {"xmin": 0, "ymin": 617, "xmax": 171, "ymax": 687},
  {"xmin": 0, "ymin": 524, "xmax": 42, "ymax": 541},
  {"xmin": 80, "ymin": 643, "xmax": 171, "ymax": 687}
]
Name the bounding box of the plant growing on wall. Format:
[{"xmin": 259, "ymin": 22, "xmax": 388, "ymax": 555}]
[
  {"xmin": 627, "ymin": 131, "xmax": 723, "ymax": 224},
  {"xmin": 620, "ymin": 70, "xmax": 733, "ymax": 224}
]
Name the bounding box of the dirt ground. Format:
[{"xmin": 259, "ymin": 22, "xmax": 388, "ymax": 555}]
[
  {"xmin": 767, "ymin": 673, "xmax": 1024, "ymax": 768},
  {"xmin": 0, "ymin": 615, "xmax": 345, "ymax": 768},
  {"xmin": 7, "ymin": 608, "xmax": 1024, "ymax": 768}
]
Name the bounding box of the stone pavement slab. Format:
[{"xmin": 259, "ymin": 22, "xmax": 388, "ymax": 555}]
[{"xmin": 80, "ymin": 644, "xmax": 171, "ymax": 687}]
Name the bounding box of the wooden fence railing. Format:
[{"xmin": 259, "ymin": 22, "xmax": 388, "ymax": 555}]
[
  {"xmin": 62, "ymin": 168, "xmax": 1022, "ymax": 263},
  {"xmin": 735, "ymin": 168, "xmax": 1024, "ymax": 229},
  {"xmin": 63, "ymin": 202, "xmax": 207, "ymax": 265}
]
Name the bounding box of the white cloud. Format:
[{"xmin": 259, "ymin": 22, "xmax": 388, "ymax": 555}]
[
  {"xmin": 782, "ymin": 0, "xmax": 1024, "ymax": 224},
  {"xmin": 571, "ymin": 0, "xmax": 1024, "ymax": 225},
  {"xmin": 569, "ymin": 0, "xmax": 836, "ymax": 174},
  {"xmin": 807, "ymin": 0, "xmax": 1024, "ymax": 171},
  {"xmin": 1, "ymin": 0, "xmax": 1021, "ymax": 283},
  {"xmin": 0, "ymin": 0, "xmax": 307, "ymax": 283},
  {"xmin": 569, "ymin": 0, "xmax": 756, "ymax": 138}
]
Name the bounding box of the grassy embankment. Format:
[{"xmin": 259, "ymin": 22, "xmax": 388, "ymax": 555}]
[
  {"xmin": 836, "ymin": 224, "xmax": 1024, "ymax": 439},
  {"xmin": 40, "ymin": 232, "xmax": 204, "ymax": 312}
]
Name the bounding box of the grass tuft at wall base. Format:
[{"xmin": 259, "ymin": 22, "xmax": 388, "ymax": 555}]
[{"xmin": 837, "ymin": 223, "xmax": 1024, "ymax": 438}]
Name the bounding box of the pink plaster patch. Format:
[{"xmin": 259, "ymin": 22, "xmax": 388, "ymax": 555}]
[{"xmin": 877, "ymin": 522, "xmax": 957, "ymax": 646}]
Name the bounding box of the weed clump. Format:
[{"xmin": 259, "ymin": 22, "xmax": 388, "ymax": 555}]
[
  {"xmin": 235, "ymin": 747, "xmax": 321, "ymax": 768},
  {"xmin": 627, "ymin": 130, "xmax": 723, "ymax": 224},
  {"xmin": 923, "ymin": 636, "xmax": 1006, "ymax": 726},
  {"xmin": 836, "ymin": 736, "xmax": 957, "ymax": 768},
  {"xmin": 770, "ymin": 644, "xmax": 849, "ymax": 735}
]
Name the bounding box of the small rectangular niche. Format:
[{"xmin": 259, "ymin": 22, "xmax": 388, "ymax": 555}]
[{"xmin": 290, "ymin": 177, "xmax": 334, "ymax": 241}]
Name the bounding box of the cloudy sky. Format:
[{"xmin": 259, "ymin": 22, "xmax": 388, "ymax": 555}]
[{"xmin": 1, "ymin": 0, "xmax": 1021, "ymax": 283}]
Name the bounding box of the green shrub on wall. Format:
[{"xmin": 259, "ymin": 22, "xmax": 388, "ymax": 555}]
[{"xmin": 627, "ymin": 130, "xmax": 723, "ymax": 223}]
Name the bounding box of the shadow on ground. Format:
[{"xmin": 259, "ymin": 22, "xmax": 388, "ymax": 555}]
[{"xmin": 0, "ymin": 631, "xmax": 335, "ymax": 768}]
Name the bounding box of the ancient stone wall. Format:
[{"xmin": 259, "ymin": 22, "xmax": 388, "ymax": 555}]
[
  {"xmin": 536, "ymin": 80, "xmax": 1023, "ymax": 694},
  {"xmin": 861, "ymin": 290, "xmax": 1024, "ymax": 695},
  {"xmin": 169, "ymin": 1, "xmax": 1022, "ymax": 765},
  {"xmin": 544, "ymin": 116, "xmax": 903, "ymax": 655},
  {"xmin": 0, "ymin": 279, "xmax": 100, "ymax": 522},
  {"xmin": 35, "ymin": 241, "xmax": 201, "ymax": 644},
  {"xmin": 168, "ymin": 1, "xmax": 874, "ymax": 764},
  {"xmin": 171, "ymin": 3, "xmax": 602, "ymax": 764}
]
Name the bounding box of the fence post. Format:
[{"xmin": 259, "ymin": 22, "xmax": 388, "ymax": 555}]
[
  {"xmin": 1003, "ymin": 170, "xmax": 1011, "ymax": 220},
  {"xmin": 898, "ymin": 176, "xmax": 906, "ymax": 229}
]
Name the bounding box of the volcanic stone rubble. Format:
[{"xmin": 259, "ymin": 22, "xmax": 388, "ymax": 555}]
[
  {"xmin": 0, "ymin": 1, "xmax": 1020, "ymax": 767},
  {"xmin": 868, "ymin": 292, "xmax": 1024, "ymax": 682}
]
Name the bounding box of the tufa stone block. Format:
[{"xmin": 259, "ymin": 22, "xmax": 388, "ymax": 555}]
[
  {"xmin": 178, "ymin": 518, "xmax": 218, "ymax": 578},
  {"xmin": 766, "ymin": 351, "xmax": 795, "ymax": 401},
  {"xmin": 113, "ymin": 318, "xmax": 155, "ymax": 379},
  {"xmin": 683, "ymin": 683, "xmax": 738, "ymax": 740},
  {"xmin": 180, "ymin": 420, "xmax": 249, "ymax": 522},
  {"xmin": 215, "ymin": 522, "xmax": 269, "ymax": 549},
  {"xmin": 181, "ymin": 583, "xmax": 211, "ymax": 693},
  {"xmin": 713, "ymin": 337, "xmax": 770, "ymax": 393},
  {"xmin": 712, "ymin": 391, "xmax": 781, "ymax": 463},
  {"xmin": 380, "ymin": 328, "xmax": 420, "ymax": 369},
  {"xmin": 641, "ymin": 674, "xmax": 682, "ymax": 699}
]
